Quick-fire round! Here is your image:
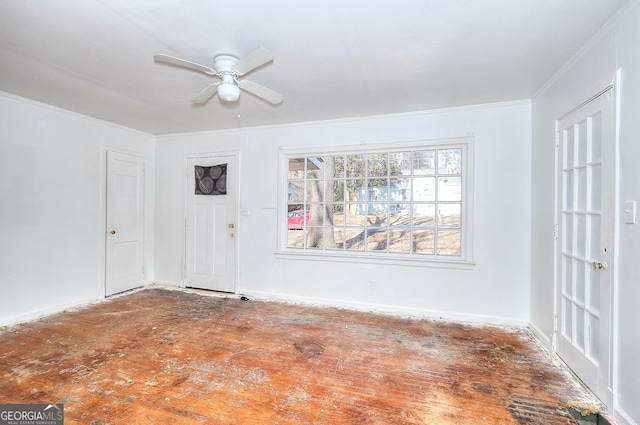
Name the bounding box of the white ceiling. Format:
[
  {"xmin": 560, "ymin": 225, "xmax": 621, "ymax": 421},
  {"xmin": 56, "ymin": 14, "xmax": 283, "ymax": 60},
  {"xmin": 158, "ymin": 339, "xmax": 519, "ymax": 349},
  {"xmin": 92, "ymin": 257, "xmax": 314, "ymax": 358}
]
[{"xmin": 0, "ymin": 0, "xmax": 629, "ymax": 135}]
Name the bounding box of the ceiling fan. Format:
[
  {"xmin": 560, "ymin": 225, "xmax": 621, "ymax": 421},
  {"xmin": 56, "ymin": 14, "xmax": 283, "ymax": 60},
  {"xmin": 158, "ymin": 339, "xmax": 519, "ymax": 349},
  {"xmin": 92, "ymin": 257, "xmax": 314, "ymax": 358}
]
[{"xmin": 154, "ymin": 47, "xmax": 283, "ymax": 105}]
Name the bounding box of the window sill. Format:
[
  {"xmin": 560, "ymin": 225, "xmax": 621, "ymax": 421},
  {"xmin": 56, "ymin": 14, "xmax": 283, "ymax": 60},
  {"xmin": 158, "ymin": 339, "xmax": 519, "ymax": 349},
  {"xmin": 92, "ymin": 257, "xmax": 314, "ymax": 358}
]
[{"xmin": 274, "ymin": 250, "xmax": 476, "ymax": 270}]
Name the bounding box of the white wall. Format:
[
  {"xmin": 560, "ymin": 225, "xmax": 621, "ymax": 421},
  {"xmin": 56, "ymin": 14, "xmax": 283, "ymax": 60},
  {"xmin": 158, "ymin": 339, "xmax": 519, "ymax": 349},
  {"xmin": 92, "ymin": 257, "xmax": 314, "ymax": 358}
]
[
  {"xmin": 531, "ymin": 2, "xmax": 640, "ymax": 424},
  {"xmin": 0, "ymin": 93, "xmax": 155, "ymax": 326},
  {"xmin": 155, "ymin": 101, "xmax": 532, "ymax": 325}
]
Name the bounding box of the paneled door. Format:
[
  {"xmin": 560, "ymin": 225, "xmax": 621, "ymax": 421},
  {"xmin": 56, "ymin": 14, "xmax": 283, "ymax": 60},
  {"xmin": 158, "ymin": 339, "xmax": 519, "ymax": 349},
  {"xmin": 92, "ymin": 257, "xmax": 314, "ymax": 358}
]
[
  {"xmin": 184, "ymin": 155, "xmax": 237, "ymax": 292},
  {"xmin": 105, "ymin": 151, "xmax": 145, "ymax": 296},
  {"xmin": 556, "ymin": 89, "xmax": 614, "ymax": 408}
]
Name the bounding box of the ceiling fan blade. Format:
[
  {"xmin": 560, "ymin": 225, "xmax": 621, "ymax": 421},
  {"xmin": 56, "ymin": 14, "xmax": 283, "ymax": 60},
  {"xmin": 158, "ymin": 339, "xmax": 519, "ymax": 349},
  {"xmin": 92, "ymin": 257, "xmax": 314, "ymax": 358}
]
[
  {"xmin": 239, "ymin": 79, "xmax": 283, "ymax": 105},
  {"xmin": 232, "ymin": 47, "xmax": 274, "ymax": 76},
  {"xmin": 192, "ymin": 82, "xmax": 221, "ymax": 104},
  {"xmin": 154, "ymin": 54, "xmax": 216, "ymax": 75}
]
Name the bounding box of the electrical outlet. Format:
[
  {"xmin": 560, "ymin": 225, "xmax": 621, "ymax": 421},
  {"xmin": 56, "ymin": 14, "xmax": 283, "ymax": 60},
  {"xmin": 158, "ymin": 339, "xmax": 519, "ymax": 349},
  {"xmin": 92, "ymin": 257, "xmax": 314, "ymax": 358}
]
[
  {"xmin": 623, "ymin": 200, "xmax": 636, "ymax": 224},
  {"xmin": 369, "ymin": 280, "xmax": 377, "ymax": 290}
]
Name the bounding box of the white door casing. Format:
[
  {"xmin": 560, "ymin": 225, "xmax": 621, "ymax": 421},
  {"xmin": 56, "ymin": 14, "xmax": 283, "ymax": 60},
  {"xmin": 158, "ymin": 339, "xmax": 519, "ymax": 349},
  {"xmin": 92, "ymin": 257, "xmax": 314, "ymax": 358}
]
[
  {"xmin": 555, "ymin": 88, "xmax": 614, "ymax": 408},
  {"xmin": 184, "ymin": 155, "xmax": 237, "ymax": 292},
  {"xmin": 105, "ymin": 151, "xmax": 145, "ymax": 296}
]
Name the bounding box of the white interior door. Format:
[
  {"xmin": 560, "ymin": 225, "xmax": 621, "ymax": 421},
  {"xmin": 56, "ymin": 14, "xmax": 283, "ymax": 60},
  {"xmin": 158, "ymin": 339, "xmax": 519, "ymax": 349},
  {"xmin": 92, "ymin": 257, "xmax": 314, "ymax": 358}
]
[
  {"xmin": 185, "ymin": 155, "xmax": 237, "ymax": 292},
  {"xmin": 556, "ymin": 89, "xmax": 614, "ymax": 407},
  {"xmin": 106, "ymin": 151, "xmax": 145, "ymax": 296}
]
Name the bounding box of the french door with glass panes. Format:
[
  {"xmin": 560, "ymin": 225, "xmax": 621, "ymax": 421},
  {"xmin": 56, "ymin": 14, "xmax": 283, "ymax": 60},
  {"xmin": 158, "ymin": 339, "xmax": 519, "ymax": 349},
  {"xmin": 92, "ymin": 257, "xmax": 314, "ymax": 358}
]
[{"xmin": 556, "ymin": 88, "xmax": 614, "ymax": 408}]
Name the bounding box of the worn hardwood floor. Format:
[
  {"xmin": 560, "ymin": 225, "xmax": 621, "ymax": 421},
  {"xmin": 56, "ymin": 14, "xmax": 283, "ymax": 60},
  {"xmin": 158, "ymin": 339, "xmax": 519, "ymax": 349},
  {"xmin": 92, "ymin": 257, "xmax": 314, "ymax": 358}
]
[{"xmin": 0, "ymin": 288, "xmax": 600, "ymax": 424}]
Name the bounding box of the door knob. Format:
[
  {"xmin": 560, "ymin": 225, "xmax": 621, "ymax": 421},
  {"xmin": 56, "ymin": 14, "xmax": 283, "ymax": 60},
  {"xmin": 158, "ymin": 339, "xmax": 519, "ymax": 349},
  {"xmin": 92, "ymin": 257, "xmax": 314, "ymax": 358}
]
[
  {"xmin": 110, "ymin": 230, "xmax": 116, "ymax": 235},
  {"xmin": 592, "ymin": 261, "xmax": 608, "ymax": 270},
  {"xmin": 228, "ymin": 223, "xmax": 235, "ymax": 229}
]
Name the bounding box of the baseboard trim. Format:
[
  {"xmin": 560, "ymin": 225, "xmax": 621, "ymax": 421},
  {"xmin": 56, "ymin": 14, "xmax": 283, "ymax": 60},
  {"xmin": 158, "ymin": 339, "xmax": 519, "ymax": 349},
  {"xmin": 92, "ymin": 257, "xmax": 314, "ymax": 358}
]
[{"xmin": 242, "ymin": 289, "xmax": 529, "ymax": 327}]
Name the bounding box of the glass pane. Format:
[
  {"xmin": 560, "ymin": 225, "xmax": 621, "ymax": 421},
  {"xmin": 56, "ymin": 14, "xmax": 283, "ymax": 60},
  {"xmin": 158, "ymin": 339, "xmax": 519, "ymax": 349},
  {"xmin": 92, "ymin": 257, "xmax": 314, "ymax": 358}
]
[
  {"xmin": 305, "ymin": 227, "xmax": 323, "ymax": 249},
  {"xmin": 305, "ymin": 179, "xmax": 328, "ymax": 203},
  {"xmin": 331, "ymin": 209, "xmax": 345, "ymax": 226},
  {"xmin": 577, "ymin": 167, "xmax": 586, "ymax": 211},
  {"xmin": 590, "ymin": 215, "xmax": 601, "ymax": 260},
  {"xmin": 413, "ymin": 150, "xmax": 436, "ymax": 174},
  {"xmin": 367, "ymin": 153, "xmax": 388, "ymax": 177},
  {"xmin": 590, "ymin": 164, "xmax": 601, "ymax": 211},
  {"xmin": 346, "ymin": 154, "xmax": 365, "ymax": 178},
  {"xmin": 390, "ymin": 152, "xmax": 412, "ymax": 175},
  {"xmin": 564, "ymin": 213, "xmax": 573, "ymax": 254},
  {"xmin": 288, "ymin": 157, "xmax": 306, "ymax": 179},
  {"xmin": 366, "ymin": 204, "xmax": 388, "ymax": 227},
  {"xmin": 563, "ymin": 298, "xmax": 573, "ymax": 340},
  {"xmin": 438, "ymin": 177, "xmax": 461, "ymax": 202},
  {"xmin": 564, "ymin": 171, "xmax": 573, "ymax": 210},
  {"xmin": 329, "ymin": 156, "xmax": 345, "ymax": 179},
  {"xmin": 345, "ymin": 179, "xmax": 363, "ymax": 203},
  {"xmin": 331, "ymin": 180, "xmax": 345, "ymax": 202},
  {"xmin": 564, "ymin": 127, "xmax": 574, "ymax": 168},
  {"xmin": 288, "ymin": 209, "xmax": 309, "ymax": 230},
  {"xmin": 576, "ymin": 261, "xmax": 585, "ymax": 304},
  {"xmin": 287, "ymin": 229, "xmax": 305, "ymax": 248},
  {"xmin": 588, "ymin": 268, "xmax": 601, "ymax": 312},
  {"xmin": 438, "ymin": 204, "xmax": 461, "ymax": 227},
  {"xmin": 367, "ymin": 178, "xmax": 388, "ymax": 201},
  {"xmin": 412, "ymin": 204, "xmax": 435, "ymax": 227},
  {"xmin": 388, "ymin": 230, "xmax": 411, "ymax": 253},
  {"xmin": 344, "ymin": 228, "xmax": 365, "ymax": 251},
  {"xmin": 438, "ymin": 230, "xmax": 461, "ymax": 256},
  {"xmin": 412, "ymin": 177, "xmax": 436, "ymax": 202},
  {"xmin": 288, "ymin": 181, "xmax": 304, "ymax": 203},
  {"xmin": 438, "ymin": 149, "xmax": 462, "ymax": 174},
  {"xmin": 413, "ymin": 230, "xmax": 435, "ymax": 254},
  {"xmin": 577, "ymin": 214, "xmax": 586, "ymax": 258},
  {"xmin": 590, "ymin": 113, "xmax": 602, "ymax": 162},
  {"xmin": 306, "ymin": 157, "xmax": 324, "ymax": 179},
  {"xmin": 389, "ymin": 204, "xmax": 411, "ymax": 225},
  {"xmin": 366, "ymin": 227, "xmax": 388, "ymax": 251},
  {"xmin": 578, "ymin": 120, "xmax": 588, "ymax": 165},
  {"xmin": 389, "ymin": 178, "xmax": 411, "ymax": 204},
  {"xmin": 587, "ymin": 315, "xmax": 599, "ymax": 361},
  {"xmin": 575, "ymin": 306, "xmax": 585, "ymax": 350},
  {"xmin": 331, "ymin": 227, "xmax": 344, "ymax": 250},
  {"xmin": 563, "ymin": 255, "xmax": 573, "ymax": 296}
]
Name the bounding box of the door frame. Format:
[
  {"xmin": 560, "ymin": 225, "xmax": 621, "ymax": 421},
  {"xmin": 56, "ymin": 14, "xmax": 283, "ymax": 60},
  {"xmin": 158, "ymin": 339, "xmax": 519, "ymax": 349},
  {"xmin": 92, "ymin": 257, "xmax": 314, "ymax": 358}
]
[
  {"xmin": 101, "ymin": 146, "xmax": 151, "ymax": 298},
  {"xmin": 553, "ymin": 85, "xmax": 617, "ymax": 410},
  {"xmin": 182, "ymin": 151, "xmax": 240, "ymax": 292}
]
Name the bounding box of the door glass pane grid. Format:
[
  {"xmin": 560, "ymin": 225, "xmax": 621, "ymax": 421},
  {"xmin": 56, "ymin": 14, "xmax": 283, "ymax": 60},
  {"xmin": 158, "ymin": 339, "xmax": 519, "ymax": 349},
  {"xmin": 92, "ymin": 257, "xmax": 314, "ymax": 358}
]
[{"xmin": 587, "ymin": 315, "xmax": 600, "ymax": 363}]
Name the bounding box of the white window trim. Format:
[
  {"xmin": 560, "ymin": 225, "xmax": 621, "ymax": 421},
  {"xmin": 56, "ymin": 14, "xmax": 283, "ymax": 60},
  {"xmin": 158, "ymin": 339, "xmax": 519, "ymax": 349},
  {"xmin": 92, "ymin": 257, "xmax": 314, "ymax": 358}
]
[{"xmin": 276, "ymin": 137, "xmax": 475, "ymax": 269}]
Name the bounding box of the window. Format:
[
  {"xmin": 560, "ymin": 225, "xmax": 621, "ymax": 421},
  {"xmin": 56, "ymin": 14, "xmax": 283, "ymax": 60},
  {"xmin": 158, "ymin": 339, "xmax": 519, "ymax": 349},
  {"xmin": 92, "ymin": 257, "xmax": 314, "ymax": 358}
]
[{"xmin": 279, "ymin": 138, "xmax": 473, "ymax": 266}]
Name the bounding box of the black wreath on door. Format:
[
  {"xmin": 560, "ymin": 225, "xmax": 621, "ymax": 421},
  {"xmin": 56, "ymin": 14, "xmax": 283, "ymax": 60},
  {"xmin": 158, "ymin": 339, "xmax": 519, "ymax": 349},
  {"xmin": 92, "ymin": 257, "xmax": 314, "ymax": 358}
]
[{"xmin": 194, "ymin": 164, "xmax": 227, "ymax": 195}]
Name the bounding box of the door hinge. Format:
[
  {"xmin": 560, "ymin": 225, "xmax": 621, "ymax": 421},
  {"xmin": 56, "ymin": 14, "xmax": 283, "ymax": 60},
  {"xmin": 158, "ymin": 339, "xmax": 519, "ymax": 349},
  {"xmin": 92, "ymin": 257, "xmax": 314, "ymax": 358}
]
[
  {"xmin": 553, "ymin": 314, "xmax": 558, "ymax": 333},
  {"xmin": 554, "ymin": 131, "xmax": 560, "ymax": 147},
  {"xmin": 553, "ymin": 224, "xmax": 559, "ymax": 240}
]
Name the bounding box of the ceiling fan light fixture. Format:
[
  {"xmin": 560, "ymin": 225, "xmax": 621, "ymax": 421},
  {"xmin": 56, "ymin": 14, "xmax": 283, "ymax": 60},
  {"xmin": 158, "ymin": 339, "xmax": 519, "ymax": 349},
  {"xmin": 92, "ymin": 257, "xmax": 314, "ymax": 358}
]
[{"xmin": 217, "ymin": 83, "xmax": 240, "ymax": 102}]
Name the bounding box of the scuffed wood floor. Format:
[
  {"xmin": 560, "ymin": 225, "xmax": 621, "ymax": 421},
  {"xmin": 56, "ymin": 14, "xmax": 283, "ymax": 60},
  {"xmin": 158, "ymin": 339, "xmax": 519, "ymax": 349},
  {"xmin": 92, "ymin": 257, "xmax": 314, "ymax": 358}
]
[{"xmin": 0, "ymin": 288, "xmax": 598, "ymax": 424}]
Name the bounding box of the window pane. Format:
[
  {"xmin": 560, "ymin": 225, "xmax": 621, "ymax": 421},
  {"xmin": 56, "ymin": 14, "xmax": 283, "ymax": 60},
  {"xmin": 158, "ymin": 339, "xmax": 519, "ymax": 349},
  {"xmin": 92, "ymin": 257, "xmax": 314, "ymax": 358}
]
[
  {"xmin": 367, "ymin": 178, "xmax": 388, "ymax": 201},
  {"xmin": 412, "ymin": 177, "xmax": 436, "ymax": 201},
  {"xmin": 390, "ymin": 178, "xmax": 411, "ymax": 203},
  {"xmin": 288, "ymin": 157, "xmax": 306, "ymax": 179},
  {"xmin": 413, "ymin": 150, "xmax": 436, "ymax": 174},
  {"xmin": 346, "ymin": 155, "xmax": 365, "ymax": 178},
  {"xmin": 345, "ymin": 229, "xmax": 365, "ymax": 251},
  {"xmin": 413, "ymin": 230, "xmax": 435, "ymax": 254},
  {"xmin": 366, "ymin": 204, "xmax": 388, "ymax": 227},
  {"xmin": 390, "ymin": 204, "xmax": 411, "ymax": 224},
  {"xmin": 306, "ymin": 157, "xmax": 324, "ymax": 179},
  {"xmin": 287, "ymin": 229, "xmax": 305, "ymax": 248},
  {"xmin": 327, "ymin": 156, "xmax": 345, "ymax": 179},
  {"xmin": 388, "ymin": 230, "xmax": 411, "ymax": 253},
  {"xmin": 367, "ymin": 153, "xmax": 388, "ymax": 177},
  {"xmin": 288, "ymin": 181, "xmax": 305, "ymax": 203},
  {"xmin": 331, "ymin": 227, "xmax": 345, "ymax": 250},
  {"xmin": 344, "ymin": 207, "xmax": 367, "ymax": 225},
  {"xmin": 438, "ymin": 149, "xmax": 462, "ymax": 174},
  {"xmin": 439, "ymin": 204, "xmax": 461, "ymax": 227},
  {"xmin": 331, "ymin": 180, "xmax": 345, "ymax": 202},
  {"xmin": 305, "ymin": 227, "xmax": 323, "ymax": 249},
  {"xmin": 413, "ymin": 204, "xmax": 435, "ymax": 227},
  {"xmin": 390, "ymin": 152, "xmax": 412, "ymax": 175},
  {"xmin": 438, "ymin": 230, "xmax": 461, "ymax": 256},
  {"xmin": 366, "ymin": 227, "xmax": 388, "ymax": 251},
  {"xmin": 438, "ymin": 177, "xmax": 461, "ymax": 202}
]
